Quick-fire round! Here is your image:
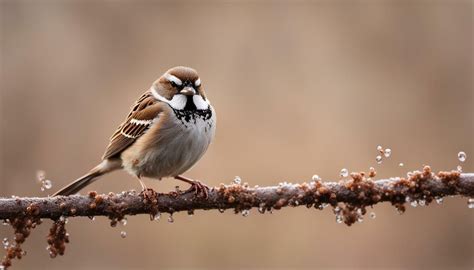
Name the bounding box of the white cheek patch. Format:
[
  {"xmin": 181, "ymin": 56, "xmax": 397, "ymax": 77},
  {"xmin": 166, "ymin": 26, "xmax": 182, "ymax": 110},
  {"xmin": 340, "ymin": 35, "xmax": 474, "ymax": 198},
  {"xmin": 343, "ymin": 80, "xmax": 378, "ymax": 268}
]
[
  {"xmin": 168, "ymin": 95, "xmax": 187, "ymax": 110},
  {"xmin": 151, "ymin": 86, "xmax": 186, "ymax": 110},
  {"xmin": 164, "ymin": 74, "xmax": 182, "ymax": 86},
  {"xmin": 151, "ymin": 85, "xmax": 210, "ymax": 110},
  {"xmin": 193, "ymin": 95, "xmax": 210, "ymax": 110}
]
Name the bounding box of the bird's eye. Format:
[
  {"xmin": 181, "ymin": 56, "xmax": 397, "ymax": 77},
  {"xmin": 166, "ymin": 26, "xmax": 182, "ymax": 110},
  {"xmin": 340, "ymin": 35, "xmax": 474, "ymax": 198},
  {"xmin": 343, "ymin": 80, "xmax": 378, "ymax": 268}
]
[{"xmin": 170, "ymin": 81, "xmax": 178, "ymax": 88}]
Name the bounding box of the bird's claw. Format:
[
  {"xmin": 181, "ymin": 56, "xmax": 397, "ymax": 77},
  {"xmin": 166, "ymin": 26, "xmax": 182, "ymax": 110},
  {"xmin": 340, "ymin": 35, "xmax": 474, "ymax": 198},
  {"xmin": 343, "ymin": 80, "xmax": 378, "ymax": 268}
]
[{"xmin": 184, "ymin": 180, "xmax": 210, "ymax": 199}]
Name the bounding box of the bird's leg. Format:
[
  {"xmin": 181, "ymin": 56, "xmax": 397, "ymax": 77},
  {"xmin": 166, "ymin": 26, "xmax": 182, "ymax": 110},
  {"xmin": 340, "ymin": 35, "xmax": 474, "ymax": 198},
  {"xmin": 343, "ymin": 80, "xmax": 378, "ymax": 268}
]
[
  {"xmin": 137, "ymin": 176, "xmax": 155, "ymax": 201},
  {"xmin": 174, "ymin": 175, "xmax": 210, "ymax": 199},
  {"xmin": 138, "ymin": 178, "xmax": 147, "ymax": 191}
]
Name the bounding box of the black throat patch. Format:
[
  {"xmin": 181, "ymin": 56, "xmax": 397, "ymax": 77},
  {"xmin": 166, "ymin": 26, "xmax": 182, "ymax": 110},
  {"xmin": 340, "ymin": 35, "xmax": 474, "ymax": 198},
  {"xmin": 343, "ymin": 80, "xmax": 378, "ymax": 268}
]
[{"xmin": 171, "ymin": 96, "xmax": 212, "ymax": 126}]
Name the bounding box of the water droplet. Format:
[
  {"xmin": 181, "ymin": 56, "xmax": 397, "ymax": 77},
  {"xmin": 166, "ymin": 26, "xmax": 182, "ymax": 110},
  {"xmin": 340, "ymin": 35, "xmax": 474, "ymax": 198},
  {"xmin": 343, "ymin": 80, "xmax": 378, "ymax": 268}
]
[
  {"xmin": 335, "ymin": 214, "xmax": 343, "ymax": 224},
  {"xmin": 36, "ymin": 170, "xmax": 46, "ymax": 182},
  {"xmin": 167, "ymin": 214, "xmax": 174, "ymax": 223},
  {"xmin": 396, "ymin": 208, "xmax": 404, "ymax": 215},
  {"xmin": 187, "ymin": 209, "xmax": 194, "ymax": 216},
  {"xmin": 376, "ymin": 155, "xmax": 383, "ymax": 164},
  {"xmin": 218, "ymin": 208, "xmax": 225, "ymax": 213},
  {"xmin": 233, "ymin": 176, "xmax": 241, "ymax": 185},
  {"xmin": 40, "ymin": 187, "xmax": 45, "ymax": 192},
  {"xmin": 43, "ymin": 179, "xmax": 52, "ymax": 189},
  {"xmin": 357, "ymin": 216, "xmax": 364, "ymax": 223},
  {"xmin": 457, "ymin": 165, "xmax": 462, "ymax": 172},
  {"xmin": 369, "ymin": 212, "xmax": 376, "ymax": 219},
  {"xmin": 419, "ymin": 200, "xmax": 426, "ymax": 207},
  {"xmin": 384, "ymin": 148, "xmax": 391, "ymax": 158},
  {"xmin": 468, "ymin": 198, "xmax": 474, "ymax": 209},
  {"xmin": 399, "ymin": 162, "xmax": 404, "ymax": 167},
  {"xmin": 333, "ymin": 206, "xmax": 341, "ymax": 214},
  {"xmin": 317, "ymin": 204, "xmax": 324, "ymax": 210},
  {"xmin": 377, "ymin": 145, "xmax": 383, "ymax": 152},
  {"xmin": 312, "ymin": 175, "xmax": 321, "ymax": 181},
  {"xmin": 153, "ymin": 212, "xmax": 161, "ymax": 221},
  {"xmin": 340, "ymin": 168, "xmax": 349, "ymax": 178},
  {"xmin": 2, "ymin": 238, "xmax": 9, "ymax": 249},
  {"xmin": 242, "ymin": 209, "xmax": 250, "ymax": 217},
  {"xmin": 258, "ymin": 204, "xmax": 265, "ymax": 214},
  {"xmin": 120, "ymin": 231, "xmax": 127, "ymax": 238},
  {"xmin": 410, "ymin": 201, "xmax": 418, "ymax": 208},
  {"xmin": 120, "ymin": 218, "xmax": 127, "ymax": 226},
  {"xmin": 2, "ymin": 219, "xmax": 9, "ymax": 226},
  {"xmin": 89, "ymin": 216, "xmax": 96, "ymax": 221},
  {"xmin": 435, "ymin": 197, "xmax": 443, "ymax": 204},
  {"xmin": 458, "ymin": 151, "xmax": 467, "ymax": 162}
]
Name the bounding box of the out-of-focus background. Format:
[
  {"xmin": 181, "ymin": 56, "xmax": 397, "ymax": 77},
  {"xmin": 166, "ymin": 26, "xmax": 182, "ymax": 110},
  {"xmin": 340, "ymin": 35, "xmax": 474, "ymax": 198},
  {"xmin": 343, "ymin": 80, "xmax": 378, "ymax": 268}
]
[{"xmin": 1, "ymin": 1, "xmax": 473, "ymax": 269}]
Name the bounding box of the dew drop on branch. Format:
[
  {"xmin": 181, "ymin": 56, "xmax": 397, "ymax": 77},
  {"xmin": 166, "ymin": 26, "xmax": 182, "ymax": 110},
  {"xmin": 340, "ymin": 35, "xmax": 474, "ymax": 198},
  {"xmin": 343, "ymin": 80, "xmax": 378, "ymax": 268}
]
[
  {"xmin": 435, "ymin": 197, "xmax": 443, "ymax": 204},
  {"xmin": 457, "ymin": 165, "xmax": 462, "ymax": 172},
  {"xmin": 399, "ymin": 162, "xmax": 404, "ymax": 167},
  {"xmin": 187, "ymin": 209, "xmax": 194, "ymax": 216},
  {"xmin": 233, "ymin": 176, "xmax": 242, "ymax": 185},
  {"xmin": 384, "ymin": 148, "xmax": 391, "ymax": 158},
  {"xmin": 311, "ymin": 175, "xmax": 321, "ymax": 181},
  {"xmin": 120, "ymin": 218, "xmax": 127, "ymax": 226},
  {"xmin": 120, "ymin": 231, "xmax": 127, "ymax": 238},
  {"xmin": 468, "ymin": 198, "xmax": 474, "ymax": 209},
  {"xmin": 153, "ymin": 212, "xmax": 161, "ymax": 221},
  {"xmin": 2, "ymin": 238, "xmax": 9, "ymax": 249},
  {"xmin": 43, "ymin": 179, "xmax": 52, "ymax": 190},
  {"xmin": 419, "ymin": 200, "xmax": 426, "ymax": 207},
  {"xmin": 167, "ymin": 214, "xmax": 174, "ymax": 223},
  {"xmin": 458, "ymin": 151, "xmax": 467, "ymax": 162},
  {"xmin": 369, "ymin": 212, "xmax": 376, "ymax": 219},
  {"xmin": 377, "ymin": 145, "xmax": 383, "ymax": 152},
  {"xmin": 335, "ymin": 214, "xmax": 343, "ymax": 224},
  {"xmin": 340, "ymin": 168, "xmax": 349, "ymax": 178},
  {"xmin": 376, "ymin": 155, "xmax": 383, "ymax": 164},
  {"xmin": 242, "ymin": 209, "xmax": 250, "ymax": 217}
]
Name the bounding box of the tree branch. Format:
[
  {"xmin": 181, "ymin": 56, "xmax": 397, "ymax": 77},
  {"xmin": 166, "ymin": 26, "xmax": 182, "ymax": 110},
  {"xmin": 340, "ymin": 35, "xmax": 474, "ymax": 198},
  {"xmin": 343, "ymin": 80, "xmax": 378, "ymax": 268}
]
[
  {"xmin": 1, "ymin": 169, "xmax": 473, "ymax": 222},
  {"xmin": 1, "ymin": 167, "xmax": 473, "ymax": 269}
]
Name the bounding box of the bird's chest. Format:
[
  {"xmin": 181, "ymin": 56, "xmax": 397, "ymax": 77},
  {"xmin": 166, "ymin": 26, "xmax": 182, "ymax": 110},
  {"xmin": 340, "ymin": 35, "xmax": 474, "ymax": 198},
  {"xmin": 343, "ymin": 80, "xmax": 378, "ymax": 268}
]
[{"xmin": 126, "ymin": 108, "xmax": 215, "ymax": 178}]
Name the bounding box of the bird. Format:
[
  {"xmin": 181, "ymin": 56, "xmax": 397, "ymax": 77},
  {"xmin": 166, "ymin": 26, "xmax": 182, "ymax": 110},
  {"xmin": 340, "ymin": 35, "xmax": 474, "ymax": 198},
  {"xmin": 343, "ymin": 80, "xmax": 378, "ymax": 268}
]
[{"xmin": 53, "ymin": 66, "xmax": 216, "ymax": 197}]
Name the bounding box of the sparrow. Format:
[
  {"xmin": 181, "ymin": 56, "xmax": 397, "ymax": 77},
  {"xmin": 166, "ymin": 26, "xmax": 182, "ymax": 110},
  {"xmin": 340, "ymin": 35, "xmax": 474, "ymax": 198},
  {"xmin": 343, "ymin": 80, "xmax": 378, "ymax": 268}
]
[{"xmin": 53, "ymin": 66, "xmax": 216, "ymax": 197}]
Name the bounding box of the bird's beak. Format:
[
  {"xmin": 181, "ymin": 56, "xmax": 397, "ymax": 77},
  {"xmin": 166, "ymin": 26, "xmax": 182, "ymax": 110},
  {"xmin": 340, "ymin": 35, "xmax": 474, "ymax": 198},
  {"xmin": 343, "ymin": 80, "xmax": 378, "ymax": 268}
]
[{"xmin": 180, "ymin": 87, "xmax": 196, "ymax": 96}]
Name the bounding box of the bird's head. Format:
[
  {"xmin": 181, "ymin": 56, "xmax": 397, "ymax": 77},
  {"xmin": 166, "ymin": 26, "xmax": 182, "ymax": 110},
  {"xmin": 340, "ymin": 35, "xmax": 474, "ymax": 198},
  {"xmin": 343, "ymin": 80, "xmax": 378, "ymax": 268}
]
[{"xmin": 151, "ymin": 66, "xmax": 210, "ymax": 111}]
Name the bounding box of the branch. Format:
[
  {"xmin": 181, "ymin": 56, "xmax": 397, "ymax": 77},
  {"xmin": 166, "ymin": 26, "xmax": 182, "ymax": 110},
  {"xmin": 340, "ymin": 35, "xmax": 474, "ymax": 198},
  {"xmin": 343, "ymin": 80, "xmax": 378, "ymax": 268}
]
[
  {"xmin": 1, "ymin": 168, "xmax": 473, "ymax": 223},
  {"xmin": 1, "ymin": 168, "xmax": 473, "ymax": 269}
]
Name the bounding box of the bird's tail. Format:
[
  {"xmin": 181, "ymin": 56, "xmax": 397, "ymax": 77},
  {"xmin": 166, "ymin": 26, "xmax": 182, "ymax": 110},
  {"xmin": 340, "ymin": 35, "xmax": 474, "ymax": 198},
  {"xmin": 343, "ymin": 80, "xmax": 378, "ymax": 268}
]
[{"xmin": 53, "ymin": 160, "xmax": 120, "ymax": 196}]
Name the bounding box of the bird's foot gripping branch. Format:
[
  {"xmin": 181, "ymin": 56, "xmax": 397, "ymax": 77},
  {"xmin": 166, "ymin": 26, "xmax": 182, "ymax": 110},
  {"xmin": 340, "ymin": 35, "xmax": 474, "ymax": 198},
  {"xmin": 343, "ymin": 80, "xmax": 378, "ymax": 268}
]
[{"xmin": 1, "ymin": 166, "xmax": 474, "ymax": 269}]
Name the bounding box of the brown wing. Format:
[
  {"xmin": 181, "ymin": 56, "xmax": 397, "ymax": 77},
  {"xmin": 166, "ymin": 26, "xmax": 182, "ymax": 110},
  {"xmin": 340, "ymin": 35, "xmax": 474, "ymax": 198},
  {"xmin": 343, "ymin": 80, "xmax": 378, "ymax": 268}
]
[{"xmin": 102, "ymin": 92, "xmax": 163, "ymax": 160}]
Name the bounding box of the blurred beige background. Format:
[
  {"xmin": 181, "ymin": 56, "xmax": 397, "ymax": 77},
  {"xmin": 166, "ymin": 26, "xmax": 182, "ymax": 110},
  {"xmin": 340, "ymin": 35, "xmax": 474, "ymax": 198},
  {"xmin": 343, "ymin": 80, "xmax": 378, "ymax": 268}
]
[{"xmin": 1, "ymin": 1, "xmax": 473, "ymax": 269}]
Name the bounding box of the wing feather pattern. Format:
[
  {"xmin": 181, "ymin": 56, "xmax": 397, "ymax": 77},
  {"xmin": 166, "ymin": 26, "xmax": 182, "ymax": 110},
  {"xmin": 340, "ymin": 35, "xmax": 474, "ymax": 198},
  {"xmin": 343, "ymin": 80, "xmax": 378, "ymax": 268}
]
[{"xmin": 102, "ymin": 92, "xmax": 163, "ymax": 159}]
